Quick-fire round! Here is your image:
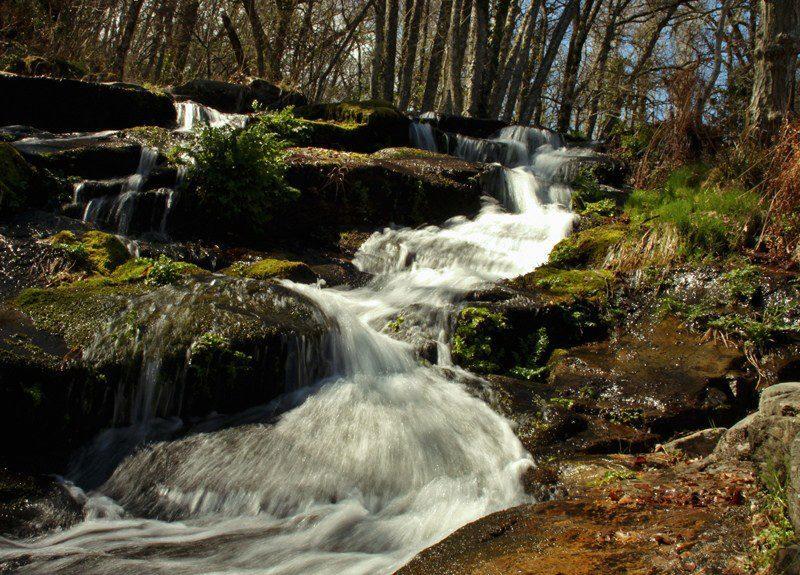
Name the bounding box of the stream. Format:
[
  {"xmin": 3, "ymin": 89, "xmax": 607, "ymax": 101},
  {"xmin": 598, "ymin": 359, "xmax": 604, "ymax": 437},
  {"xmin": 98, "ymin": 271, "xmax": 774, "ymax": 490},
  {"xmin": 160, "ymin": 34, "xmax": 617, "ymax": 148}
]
[{"xmin": 0, "ymin": 113, "xmax": 585, "ymax": 574}]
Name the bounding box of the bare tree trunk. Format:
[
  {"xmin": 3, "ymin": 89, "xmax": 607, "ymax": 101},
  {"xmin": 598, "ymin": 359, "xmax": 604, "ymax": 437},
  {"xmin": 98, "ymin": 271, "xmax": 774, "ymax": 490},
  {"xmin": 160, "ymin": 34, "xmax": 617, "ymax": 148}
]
[
  {"xmin": 747, "ymin": 0, "xmax": 800, "ymax": 139},
  {"xmin": 494, "ymin": 1, "xmax": 539, "ymax": 119},
  {"xmin": 398, "ymin": 0, "xmax": 425, "ymax": 109},
  {"xmin": 466, "ymin": 0, "xmax": 489, "ymax": 116},
  {"xmin": 269, "ymin": 0, "xmax": 295, "ymax": 82},
  {"xmin": 112, "ymin": 0, "xmax": 144, "ymax": 80},
  {"xmin": 171, "ymin": 0, "xmax": 199, "ymax": 81},
  {"xmin": 421, "ymin": 0, "xmax": 452, "ymax": 111},
  {"xmin": 241, "ymin": 0, "xmax": 267, "ymax": 77},
  {"xmin": 478, "ymin": 0, "xmax": 511, "ymax": 116},
  {"xmin": 556, "ymin": 0, "xmax": 601, "ymax": 132},
  {"xmin": 382, "ymin": 0, "xmax": 399, "ymax": 102},
  {"xmin": 446, "ymin": 0, "xmax": 473, "ymax": 114},
  {"xmin": 371, "ymin": 0, "xmax": 386, "ymax": 98},
  {"xmin": 220, "ymin": 10, "xmax": 249, "ymax": 75},
  {"xmin": 519, "ymin": 0, "xmax": 579, "ymax": 124}
]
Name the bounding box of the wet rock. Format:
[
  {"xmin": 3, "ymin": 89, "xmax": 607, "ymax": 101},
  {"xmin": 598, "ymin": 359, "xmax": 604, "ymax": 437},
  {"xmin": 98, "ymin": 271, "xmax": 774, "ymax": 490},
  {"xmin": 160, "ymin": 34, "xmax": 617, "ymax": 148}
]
[
  {"xmin": 0, "ymin": 143, "xmax": 58, "ymax": 216},
  {"xmin": 3, "ymin": 273, "xmax": 330, "ymax": 468},
  {"xmin": 20, "ymin": 140, "xmax": 147, "ymax": 180},
  {"xmin": 661, "ymin": 427, "xmax": 727, "ymax": 458},
  {"xmin": 0, "ymin": 468, "xmax": 83, "ymax": 538},
  {"xmin": 223, "ymin": 258, "xmax": 319, "ymax": 284},
  {"xmin": 397, "ymin": 453, "xmax": 755, "ymax": 575},
  {"xmin": 548, "ymin": 317, "xmax": 751, "ymax": 450},
  {"xmin": 0, "ymin": 72, "xmax": 176, "ymax": 133},
  {"xmin": 169, "ymin": 78, "xmax": 306, "ymax": 113},
  {"xmin": 171, "ymin": 147, "xmax": 490, "ymax": 246},
  {"xmin": 296, "ymin": 100, "xmax": 410, "ymax": 152},
  {"xmin": 421, "ymin": 114, "xmax": 507, "ymax": 139}
]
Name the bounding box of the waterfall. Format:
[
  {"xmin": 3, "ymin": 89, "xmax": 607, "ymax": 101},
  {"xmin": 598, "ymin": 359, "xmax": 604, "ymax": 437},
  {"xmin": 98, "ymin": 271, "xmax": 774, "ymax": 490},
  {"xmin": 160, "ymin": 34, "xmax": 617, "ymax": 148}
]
[
  {"xmin": 409, "ymin": 121, "xmax": 437, "ymax": 151},
  {"xmin": 175, "ymin": 101, "xmax": 248, "ymax": 132},
  {"xmin": 1, "ymin": 121, "xmax": 585, "ymax": 575}
]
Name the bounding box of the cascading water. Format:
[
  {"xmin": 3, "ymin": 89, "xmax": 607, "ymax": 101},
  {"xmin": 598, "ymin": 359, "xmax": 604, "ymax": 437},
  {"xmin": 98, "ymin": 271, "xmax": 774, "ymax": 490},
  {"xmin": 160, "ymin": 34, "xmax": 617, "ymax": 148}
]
[
  {"xmin": 0, "ymin": 121, "xmax": 586, "ymax": 575},
  {"xmin": 175, "ymin": 101, "xmax": 248, "ymax": 131}
]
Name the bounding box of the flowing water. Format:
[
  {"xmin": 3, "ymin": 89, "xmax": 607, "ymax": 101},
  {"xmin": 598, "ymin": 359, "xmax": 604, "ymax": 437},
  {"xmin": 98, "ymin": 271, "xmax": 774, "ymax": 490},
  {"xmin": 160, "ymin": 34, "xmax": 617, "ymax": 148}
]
[{"xmin": 0, "ymin": 122, "xmax": 587, "ymax": 574}]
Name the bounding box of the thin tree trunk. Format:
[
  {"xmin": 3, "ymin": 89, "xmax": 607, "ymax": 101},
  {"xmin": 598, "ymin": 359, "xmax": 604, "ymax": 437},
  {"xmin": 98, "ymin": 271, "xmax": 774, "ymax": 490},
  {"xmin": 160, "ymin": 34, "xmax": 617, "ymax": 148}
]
[
  {"xmin": 446, "ymin": 0, "xmax": 473, "ymax": 114},
  {"xmin": 382, "ymin": 0, "xmax": 399, "ymax": 102},
  {"xmin": 398, "ymin": 0, "xmax": 425, "ymax": 109},
  {"xmin": 556, "ymin": 0, "xmax": 601, "ymax": 132},
  {"xmin": 220, "ymin": 10, "xmax": 249, "ymax": 75},
  {"xmin": 498, "ymin": 0, "xmax": 542, "ymax": 120},
  {"xmin": 519, "ymin": 0, "xmax": 579, "ymax": 124},
  {"xmin": 112, "ymin": 0, "xmax": 144, "ymax": 80},
  {"xmin": 171, "ymin": 0, "xmax": 199, "ymax": 81},
  {"xmin": 241, "ymin": 0, "xmax": 267, "ymax": 77},
  {"xmin": 421, "ymin": 0, "xmax": 452, "ymax": 111},
  {"xmin": 371, "ymin": 0, "xmax": 386, "ymax": 98},
  {"xmin": 695, "ymin": 0, "xmax": 736, "ymax": 120},
  {"xmin": 466, "ymin": 0, "xmax": 490, "ymax": 116},
  {"xmin": 478, "ymin": 0, "xmax": 511, "ymax": 116},
  {"xmin": 269, "ymin": 0, "xmax": 295, "ymax": 82}
]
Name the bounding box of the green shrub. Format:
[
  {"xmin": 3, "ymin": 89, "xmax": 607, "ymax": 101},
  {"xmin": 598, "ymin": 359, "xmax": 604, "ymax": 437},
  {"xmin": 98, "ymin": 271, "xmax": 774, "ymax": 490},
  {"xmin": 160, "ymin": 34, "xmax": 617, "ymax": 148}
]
[
  {"xmin": 185, "ymin": 123, "xmax": 299, "ymax": 237},
  {"xmin": 255, "ymin": 106, "xmax": 312, "ymax": 144}
]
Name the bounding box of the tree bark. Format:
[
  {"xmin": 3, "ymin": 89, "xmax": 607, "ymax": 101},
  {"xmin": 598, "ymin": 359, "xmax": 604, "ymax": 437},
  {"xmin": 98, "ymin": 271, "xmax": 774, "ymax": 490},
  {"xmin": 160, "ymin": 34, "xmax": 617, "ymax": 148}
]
[
  {"xmin": 494, "ymin": 1, "xmax": 540, "ymax": 119},
  {"xmin": 445, "ymin": 0, "xmax": 473, "ymax": 114},
  {"xmin": 478, "ymin": 0, "xmax": 511, "ymax": 116},
  {"xmin": 371, "ymin": 0, "xmax": 386, "ymax": 98},
  {"xmin": 747, "ymin": 0, "xmax": 800, "ymax": 139},
  {"xmin": 241, "ymin": 0, "xmax": 267, "ymax": 77},
  {"xmin": 382, "ymin": 0, "xmax": 400, "ymax": 102},
  {"xmin": 221, "ymin": 10, "xmax": 250, "ymax": 75},
  {"xmin": 556, "ymin": 0, "xmax": 602, "ymax": 132},
  {"xmin": 466, "ymin": 0, "xmax": 490, "ymax": 116},
  {"xmin": 269, "ymin": 0, "xmax": 295, "ymax": 82},
  {"xmin": 171, "ymin": 0, "xmax": 199, "ymax": 81},
  {"xmin": 112, "ymin": 0, "xmax": 145, "ymax": 80},
  {"xmin": 398, "ymin": 0, "xmax": 425, "ymax": 109},
  {"xmin": 420, "ymin": 0, "xmax": 452, "ymax": 111}
]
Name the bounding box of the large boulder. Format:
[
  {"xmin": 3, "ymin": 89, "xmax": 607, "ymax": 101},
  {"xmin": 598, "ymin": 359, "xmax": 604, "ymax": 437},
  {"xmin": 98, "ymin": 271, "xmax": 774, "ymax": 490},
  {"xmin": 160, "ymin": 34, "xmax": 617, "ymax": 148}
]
[
  {"xmin": 169, "ymin": 78, "xmax": 306, "ymax": 113},
  {"xmin": 0, "ymin": 73, "xmax": 176, "ymax": 133},
  {"xmin": 170, "ymin": 147, "xmax": 492, "ymax": 246},
  {"xmin": 1, "ymin": 271, "xmax": 330, "ymax": 471},
  {"xmin": 295, "ymin": 100, "xmax": 410, "ymax": 151},
  {"xmin": 422, "ymin": 114, "xmax": 507, "ymax": 139}
]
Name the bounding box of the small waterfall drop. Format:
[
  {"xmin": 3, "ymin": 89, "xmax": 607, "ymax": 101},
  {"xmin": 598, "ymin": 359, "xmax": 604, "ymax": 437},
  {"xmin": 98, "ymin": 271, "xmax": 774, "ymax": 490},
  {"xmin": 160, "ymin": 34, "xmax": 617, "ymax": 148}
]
[
  {"xmin": 409, "ymin": 121, "xmax": 437, "ymax": 151},
  {"xmin": 175, "ymin": 101, "xmax": 247, "ymax": 131},
  {"xmin": 1, "ymin": 116, "xmax": 588, "ymax": 575}
]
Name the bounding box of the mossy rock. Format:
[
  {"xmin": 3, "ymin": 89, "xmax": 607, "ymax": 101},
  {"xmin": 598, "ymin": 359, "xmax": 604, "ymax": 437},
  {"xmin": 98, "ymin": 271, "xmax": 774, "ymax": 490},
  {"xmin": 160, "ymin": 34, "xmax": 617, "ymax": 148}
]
[
  {"xmin": 294, "ymin": 100, "xmax": 411, "ymax": 152},
  {"xmin": 223, "ymin": 258, "xmax": 318, "ymax": 284},
  {"xmin": 49, "ymin": 230, "xmax": 130, "ymax": 275},
  {"xmin": 0, "ymin": 142, "xmax": 52, "ymax": 216},
  {"xmin": 295, "ymin": 100, "xmax": 403, "ymax": 125},
  {"xmin": 548, "ymin": 225, "xmax": 626, "ymax": 269},
  {"xmin": 508, "ymin": 266, "xmax": 615, "ymax": 303}
]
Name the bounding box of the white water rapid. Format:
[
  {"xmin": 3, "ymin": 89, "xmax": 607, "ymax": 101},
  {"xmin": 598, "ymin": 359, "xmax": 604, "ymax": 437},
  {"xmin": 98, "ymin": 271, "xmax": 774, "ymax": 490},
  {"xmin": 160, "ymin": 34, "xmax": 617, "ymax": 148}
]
[{"xmin": 0, "ymin": 124, "xmax": 585, "ymax": 575}]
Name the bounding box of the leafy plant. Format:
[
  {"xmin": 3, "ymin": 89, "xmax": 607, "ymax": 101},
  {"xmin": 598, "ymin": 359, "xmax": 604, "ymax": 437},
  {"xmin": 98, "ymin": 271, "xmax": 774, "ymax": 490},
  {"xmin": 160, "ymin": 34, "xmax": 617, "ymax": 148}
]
[
  {"xmin": 185, "ymin": 122, "xmax": 299, "ymax": 238},
  {"xmin": 145, "ymin": 255, "xmax": 193, "ymax": 286},
  {"xmin": 255, "ymin": 106, "xmax": 312, "ymax": 144}
]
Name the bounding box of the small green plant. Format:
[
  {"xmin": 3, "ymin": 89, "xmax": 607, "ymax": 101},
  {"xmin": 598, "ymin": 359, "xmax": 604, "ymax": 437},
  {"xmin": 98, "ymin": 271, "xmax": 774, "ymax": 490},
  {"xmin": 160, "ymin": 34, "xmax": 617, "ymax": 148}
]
[
  {"xmin": 721, "ymin": 265, "xmax": 761, "ymax": 301},
  {"xmin": 255, "ymin": 106, "xmax": 311, "ymax": 144},
  {"xmin": 751, "ymin": 464, "xmax": 797, "ymax": 570},
  {"xmin": 387, "ymin": 315, "xmax": 405, "ymax": 333},
  {"xmin": 145, "ymin": 255, "xmax": 192, "ymax": 286},
  {"xmin": 185, "ymin": 122, "xmax": 299, "ymax": 238},
  {"xmin": 451, "ymin": 307, "xmax": 508, "ymax": 374},
  {"xmin": 597, "ymin": 468, "xmax": 637, "ymax": 485}
]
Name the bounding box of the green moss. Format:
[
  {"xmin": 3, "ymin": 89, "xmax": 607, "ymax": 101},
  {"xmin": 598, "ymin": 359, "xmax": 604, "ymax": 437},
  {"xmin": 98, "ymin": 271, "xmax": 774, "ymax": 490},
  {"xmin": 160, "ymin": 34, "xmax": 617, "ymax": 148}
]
[
  {"xmin": 223, "ymin": 258, "xmax": 316, "ymax": 283},
  {"xmin": 511, "ymin": 266, "xmax": 614, "ymax": 301},
  {"xmin": 110, "ymin": 258, "xmax": 154, "ymax": 283},
  {"xmin": 125, "ymin": 126, "xmax": 177, "ymax": 157},
  {"xmin": 451, "ymin": 307, "xmax": 508, "ymax": 374},
  {"xmin": 295, "ymin": 100, "xmax": 403, "ymax": 125},
  {"xmin": 15, "ymin": 281, "xmax": 147, "ymax": 347},
  {"xmin": 50, "ymin": 230, "xmax": 129, "ymax": 275},
  {"xmin": 145, "ymin": 255, "xmax": 203, "ymax": 286},
  {"xmin": 548, "ymin": 225, "xmax": 626, "ymax": 269}
]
